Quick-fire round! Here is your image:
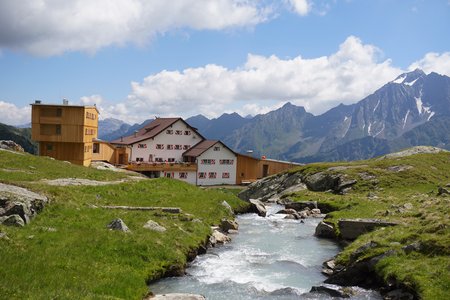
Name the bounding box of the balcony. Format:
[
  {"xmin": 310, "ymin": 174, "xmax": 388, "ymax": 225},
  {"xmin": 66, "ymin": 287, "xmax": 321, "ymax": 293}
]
[
  {"xmin": 39, "ymin": 116, "xmax": 62, "ymax": 124},
  {"xmin": 126, "ymin": 162, "xmax": 197, "ymax": 172}
]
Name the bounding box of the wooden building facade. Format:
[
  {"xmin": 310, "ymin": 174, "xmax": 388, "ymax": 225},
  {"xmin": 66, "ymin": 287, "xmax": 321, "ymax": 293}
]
[
  {"xmin": 236, "ymin": 154, "xmax": 301, "ymax": 184},
  {"xmin": 31, "ymin": 101, "xmax": 99, "ymax": 166}
]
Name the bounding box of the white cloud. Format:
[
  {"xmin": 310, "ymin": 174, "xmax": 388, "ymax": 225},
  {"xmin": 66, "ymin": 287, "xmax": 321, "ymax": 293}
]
[
  {"xmin": 289, "ymin": 0, "xmax": 310, "ymax": 16},
  {"xmin": 409, "ymin": 52, "xmax": 450, "ymax": 77},
  {"xmin": 108, "ymin": 36, "xmax": 402, "ymax": 121},
  {"xmin": 0, "ymin": 0, "xmax": 271, "ymax": 56},
  {"xmin": 0, "ymin": 101, "xmax": 31, "ymax": 126},
  {"xmin": 80, "ymin": 95, "xmax": 104, "ymax": 106}
]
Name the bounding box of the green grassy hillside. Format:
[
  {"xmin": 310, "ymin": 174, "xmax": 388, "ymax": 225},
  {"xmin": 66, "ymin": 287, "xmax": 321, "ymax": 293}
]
[
  {"xmin": 0, "ymin": 123, "xmax": 37, "ymax": 154},
  {"xmin": 0, "ymin": 150, "xmax": 249, "ymax": 299},
  {"xmin": 286, "ymin": 151, "xmax": 450, "ymax": 299}
]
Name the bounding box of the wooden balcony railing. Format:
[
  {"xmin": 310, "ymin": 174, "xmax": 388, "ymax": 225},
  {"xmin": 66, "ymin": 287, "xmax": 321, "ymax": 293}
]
[{"xmin": 126, "ymin": 162, "xmax": 197, "ymax": 172}]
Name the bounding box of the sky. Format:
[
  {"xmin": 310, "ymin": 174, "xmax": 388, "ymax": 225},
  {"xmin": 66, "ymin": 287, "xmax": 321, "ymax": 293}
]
[{"xmin": 0, "ymin": 0, "xmax": 449, "ymax": 126}]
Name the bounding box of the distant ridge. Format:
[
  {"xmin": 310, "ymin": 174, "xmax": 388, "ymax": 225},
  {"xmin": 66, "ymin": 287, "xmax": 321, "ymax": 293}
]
[
  {"xmin": 0, "ymin": 123, "xmax": 37, "ymax": 154},
  {"xmin": 99, "ymin": 69, "xmax": 450, "ymax": 162}
]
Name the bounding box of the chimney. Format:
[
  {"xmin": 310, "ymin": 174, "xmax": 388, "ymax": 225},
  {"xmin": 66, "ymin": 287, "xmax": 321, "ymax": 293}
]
[
  {"xmin": 34, "ymin": 100, "xmax": 41, "ymax": 104},
  {"xmin": 63, "ymin": 98, "xmax": 69, "ymax": 105},
  {"xmin": 134, "ymin": 130, "xmax": 138, "ymax": 137},
  {"xmin": 120, "ymin": 136, "xmax": 123, "ymax": 142}
]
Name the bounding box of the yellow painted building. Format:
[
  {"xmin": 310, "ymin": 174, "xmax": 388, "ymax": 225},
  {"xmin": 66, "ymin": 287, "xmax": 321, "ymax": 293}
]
[{"xmin": 31, "ymin": 101, "xmax": 99, "ymax": 166}]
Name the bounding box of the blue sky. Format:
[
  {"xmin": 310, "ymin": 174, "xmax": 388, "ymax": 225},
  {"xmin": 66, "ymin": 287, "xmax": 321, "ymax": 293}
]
[{"xmin": 0, "ymin": 0, "xmax": 449, "ymax": 125}]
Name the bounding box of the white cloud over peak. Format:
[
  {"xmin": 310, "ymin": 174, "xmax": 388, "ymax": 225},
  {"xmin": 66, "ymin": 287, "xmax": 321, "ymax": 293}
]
[
  {"xmin": 0, "ymin": 101, "xmax": 31, "ymax": 126},
  {"xmin": 409, "ymin": 52, "xmax": 450, "ymax": 77},
  {"xmin": 0, "ymin": 0, "xmax": 270, "ymax": 56},
  {"xmin": 109, "ymin": 36, "xmax": 402, "ymax": 121}
]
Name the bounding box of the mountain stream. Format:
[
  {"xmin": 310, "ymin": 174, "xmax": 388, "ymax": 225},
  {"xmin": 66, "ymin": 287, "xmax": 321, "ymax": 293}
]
[{"xmin": 149, "ymin": 204, "xmax": 382, "ymax": 299}]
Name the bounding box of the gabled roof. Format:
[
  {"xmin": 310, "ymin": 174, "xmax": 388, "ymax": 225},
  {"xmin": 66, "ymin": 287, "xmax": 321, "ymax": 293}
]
[
  {"xmin": 111, "ymin": 117, "xmax": 203, "ymax": 145},
  {"xmin": 183, "ymin": 140, "xmax": 236, "ymax": 157}
]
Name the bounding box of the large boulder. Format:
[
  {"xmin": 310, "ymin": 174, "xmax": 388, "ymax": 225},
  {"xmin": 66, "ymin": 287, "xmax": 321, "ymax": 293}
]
[
  {"xmin": 338, "ymin": 219, "xmax": 398, "ymax": 240},
  {"xmin": 248, "ymin": 199, "xmax": 266, "ymax": 217},
  {"xmin": 107, "ymin": 218, "xmax": 130, "ymax": 232},
  {"xmin": 220, "ymin": 219, "xmax": 238, "ymax": 232},
  {"xmin": 143, "ymin": 220, "xmax": 166, "ymax": 232},
  {"xmin": 238, "ymin": 172, "xmax": 303, "ymax": 202},
  {"xmin": 0, "ymin": 140, "xmax": 24, "ymax": 152},
  {"xmin": 315, "ymin": 221, "xmax": 336, "ymax": 239},
  {"xmin": 276, "ymin": 208, "xmax": 298, "ymax": 215},
  {"xmin": 309, "ymin": 284, "xmax": 354, "ymax": 298},
  {"xmin": 209, "ymin": 229, "xmax": 231, "ymax": 246},
  {"xmin": 0, "ymin": 183, "xmax": 48, "ymax": 226},
  {"xmin": 304, "ymin": 172, "xmax": 357, "ymax": 194},
  {"xmin": 325, "ymin": 250, "xmax": 396, "ymax": 287},
  {"xmin": 285, "ymin": 201, "xmax": 317, "ymax": 211}
]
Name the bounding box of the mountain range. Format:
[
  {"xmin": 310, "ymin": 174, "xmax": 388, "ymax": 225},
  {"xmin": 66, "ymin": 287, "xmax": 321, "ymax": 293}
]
[
  {"xmin": 4, "ymin": 69, "xmax": 447, "ymax": 162},
  {"xmin": 97, "ymin": 69, "xmax": 449, "ymax": 162}
]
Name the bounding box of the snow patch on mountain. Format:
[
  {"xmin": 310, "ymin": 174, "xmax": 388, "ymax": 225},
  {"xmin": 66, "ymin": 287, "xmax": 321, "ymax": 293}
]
[
  {"xmin": 373, "ymin": 99, "xmax": 380, "ymax": 113},
  {"xmin": 393, "ymin": 75, "xmax": 406, "ymax": 84},
  {"xmin": 415, "ymin": 96, "xmax": 423, "ymax": 113},
  {"xmin": 405, "ymin": 78, "xmax": 419, "ymax": 86},
  {"xmin": 416, "ymin": 96, "xmax": 435, "ymax": 121},
  {"xmin": 403, "ymin": 110, "xmax": 410, "ymax": 129}
]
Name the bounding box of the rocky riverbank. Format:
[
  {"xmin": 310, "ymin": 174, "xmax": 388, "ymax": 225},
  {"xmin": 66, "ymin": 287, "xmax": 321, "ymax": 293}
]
[{"xmin": 237, "ymin": 147, "xmax": 450, "ymax": 299}]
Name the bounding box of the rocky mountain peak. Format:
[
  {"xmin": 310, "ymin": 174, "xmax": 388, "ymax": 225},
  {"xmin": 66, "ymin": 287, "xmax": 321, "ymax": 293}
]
[
  {"xmin": 392, "ymin": 68, "xmax": 426, "ymax": 86},
  {"xmin": 275, "ymin": 102, "xmax": 307, "ymax": 114}
]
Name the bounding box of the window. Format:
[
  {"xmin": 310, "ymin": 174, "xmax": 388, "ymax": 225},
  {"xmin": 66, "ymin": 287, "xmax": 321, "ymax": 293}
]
[
  {"xmin": 166, "ymin": 129, "xmax": 173, "ymax": 135},
  {"xmin": 155, "ymin": 157, "xmax": 163, "ymax": 162},
  {"xmin": 86, "ymin": 112, "xmax": 96, "ymax": 120},
  {"xmin": 179, "ymin": 172, "xmax": 187, "ymax": 179},
  {"xmin": 138, "ymin": 143, "xmax": 147, "ymax": 149},
  {"xmin": 93, "ymin": 143, "xmax": 100, "ymax": 153},
  {"xmin": 208, "ymin": 172, "xmax": 217, "ymax": 179},
  {"xmin": 156, "ymin": 144, "xmax": 164, "ymax": 150},
  {"xmin": 183, "ymin": 145, "xmax": 190, "ymax": 150},
  {"xmin": 174, "ymin": 144, "xmax": 182, "ymax": 150},
  {"xmin": 56, "ymin": 108, "xmax": 62, "ymax": 117},
  {"xmin": 167, "ymin": 144, "xmax": 174, "ymax": 150},
  {"xmin": 136, "ymin": 157, "xmax": 144, "ymax": 162},
  {"xmin": 56, "ymin": 124, "xmax": 61, "ymax": 135},
  {"xmin": 84, "ymin": 145, "xmax": 92, "ymax": 153},
  {"xmin": 184, "ymin": 130, "xmax": 191, "ymax": 135},
  {"xmin": 85, "ymin": 128, "xmax": 95, "ymax": 135},
  {"xmin": 214, "ymin": 146, "xmax": 220, "ymax": 151},
  {"xmin": 201, "ymin": 159, "xmax": 215, "ymax": 165},
  {"xmin": 46, "ymin": 144, "xmax": 53, "ymax": 151},
  {"xmin": 175, "ymin": 130, "xmax": 183, "ymax": 135},
  {"xmin": 198, "ymin": 172, "xmax": 206, "ymax": 179},
  {"xmin": 168, "ymin": 158, "xmax": 175, "ymax": 162},
  {"xmin": 219, "ymin": 159, "xmax": 234, "ymax": 165},
  {"xmin": 222, "ymin": 172, "xmax": 230, "ymax": 179}
]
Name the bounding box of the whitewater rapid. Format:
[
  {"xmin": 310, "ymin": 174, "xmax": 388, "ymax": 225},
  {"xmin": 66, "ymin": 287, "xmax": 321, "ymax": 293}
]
[{"xmin": 149, "ymin": 204, "xmax": 381, "ymax": 299}]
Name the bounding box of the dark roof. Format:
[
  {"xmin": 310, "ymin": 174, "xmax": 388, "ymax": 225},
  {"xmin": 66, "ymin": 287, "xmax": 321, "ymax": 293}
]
[
  {"xmin": 111, "ymin": 118, "xmax": 181, "ymax": 145},
  {"xmin": 30, "ymin": 103, "xmax": 100, "ymax": 114},
  {"xmin": 183, "ymin": 140, "xmax": 236, "ymax": 157}
]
